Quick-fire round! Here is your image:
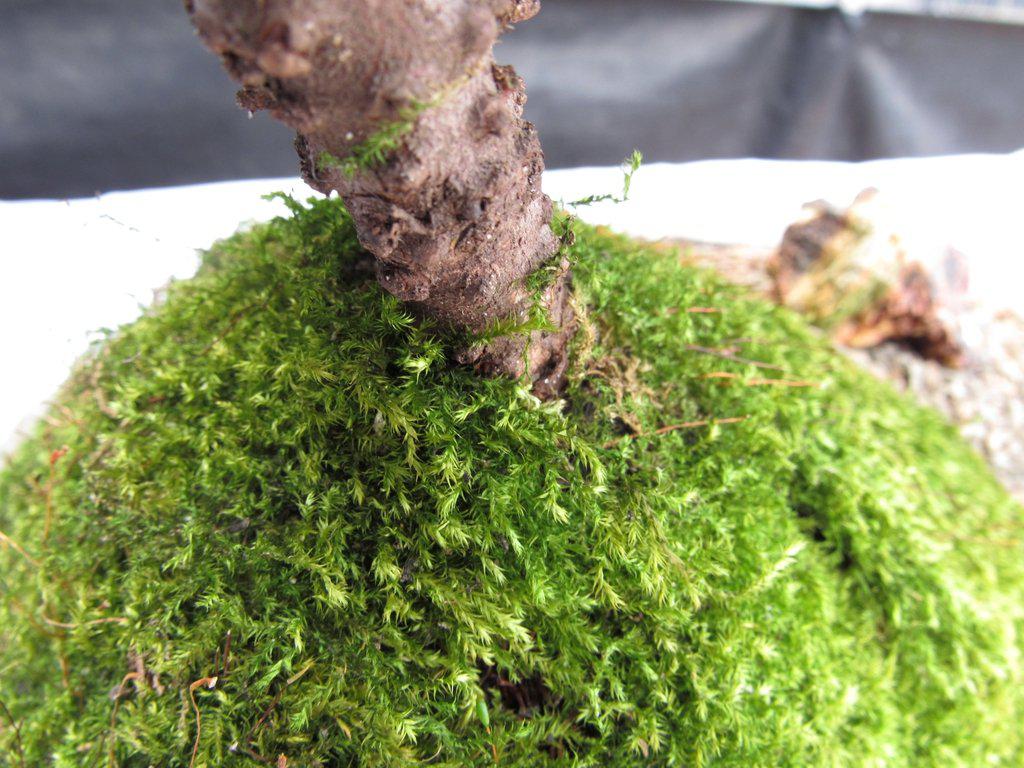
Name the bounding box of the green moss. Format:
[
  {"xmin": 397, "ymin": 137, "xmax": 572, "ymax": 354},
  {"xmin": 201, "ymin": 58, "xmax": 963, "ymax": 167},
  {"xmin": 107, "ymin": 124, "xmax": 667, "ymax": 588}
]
[
  {"xmin": 317, "ymin": 116, "xmax": 418, "ymax": 178},
  {"xmin": 316, "ymin": 70, "xmax": 479, "ymax": 179},
  {"xmin": 1, "ymin": 196, "xmax": 1022, "ymax": 767}
]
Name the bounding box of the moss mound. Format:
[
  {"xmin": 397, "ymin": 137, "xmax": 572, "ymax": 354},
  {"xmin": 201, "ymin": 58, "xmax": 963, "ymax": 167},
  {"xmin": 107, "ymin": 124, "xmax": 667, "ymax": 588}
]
[{"xmin": 2, "ymin": 197, "xmax": 1022, "ymax": 767}]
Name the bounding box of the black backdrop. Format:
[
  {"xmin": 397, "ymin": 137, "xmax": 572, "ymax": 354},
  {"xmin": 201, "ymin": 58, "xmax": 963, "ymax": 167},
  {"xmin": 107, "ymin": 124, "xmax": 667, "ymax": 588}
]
[{"xmin": 3, "ymin": 0, "xmax": 1024, "ymax": 198}]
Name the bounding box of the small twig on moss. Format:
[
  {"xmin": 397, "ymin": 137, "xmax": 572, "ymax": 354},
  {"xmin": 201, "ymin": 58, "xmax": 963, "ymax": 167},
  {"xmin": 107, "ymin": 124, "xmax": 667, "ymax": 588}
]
[
  {"xmin": 93, "ymin": 389, "xmax": 120, "ymax": 421},
  {"xmin": 58, "ymin": 652, "xmax": 72, "ymax": 691},
  {"xmin": 7, "ymin": 598, "xmax": 58, "ymax": 639},
  {"xmin": 603, "ymin": 416, "xmax": 750, "ymax": 449},
  {"xmin": 652, "ymin": 417, "xmax": 749, "ymax": 436},
  {"xmin": 84, "ymin": 336, "xmax": 120, "ymax": 421},
  {"xmin": 748, "ymin": 377, "xmax": 818, "ymax": 388},
  {"xmin": 0, "ymin": 530, "xmax": 40, "ymax": 568},
  {"xmin": 717, "ymin": 336, "xmax": 772, "ymax": 347},
  {"xmin": 246, "ymin": 660, "xmax": 315, "ymax": 743},
  {"xmin": 108, "ymin": 672, "xmax": 142, "ymax": 768},
  {"xmin": 188, "ymin": 676, "xmax": 218, "ymax": 768},
  {"xmin": 200, "ymin": 299, "xmax": 269, "ymax": 355},
  {"xmin": 701, "ymin": 372, "xmax": 819, "ymax": 388},
  {"xmin": 215, "ymin": 630, "xmax": 233, "ymax": 679},
  {"xmin": 84, "ymin": 441, "xmax": 115, "ymax": 471},
  {"xmin": 423, "ymin": 743, "xmax": 444, "ymax": 762},
  {"xmin": 685, "ymin": 307, "xmax": 721, "ymax": 314},
  {"xmin": 230, "ymin": 744, "xmax": 273, "ymax": 764},
  {"xmin": 42, "ymin": 615, "xmax": 129, "ymax": 630},
  {"xmin": 684, "ymin": 344, "xmax": 785, "ymax": 371},
  {"xmin": 42, "ymin": 445, "xmax": 69, "ymax": 544},
  {"xmin": 701, "ymin": 372, "xmax": 740, "ymax": 381},
  {"xmin": 54, "ymin": 403, "xmax": 85, "ymax": 428},
  {"xmin": 0, "ymin": 696, "xmax": 26, "ymax": 768}
]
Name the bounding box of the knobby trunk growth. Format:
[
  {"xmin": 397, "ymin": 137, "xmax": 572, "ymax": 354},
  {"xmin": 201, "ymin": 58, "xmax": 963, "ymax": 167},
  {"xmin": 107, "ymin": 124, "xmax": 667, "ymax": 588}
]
[{"xmin": 185, "ymin": 0, "xmax": 571, "ymax": 396}]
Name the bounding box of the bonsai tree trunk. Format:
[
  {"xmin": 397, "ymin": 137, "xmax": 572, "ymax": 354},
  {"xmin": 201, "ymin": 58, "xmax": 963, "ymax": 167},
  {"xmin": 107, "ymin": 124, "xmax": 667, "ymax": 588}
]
[{"xmin": 185, "ymin": 0, "xmax": 572, "ymax": 397}]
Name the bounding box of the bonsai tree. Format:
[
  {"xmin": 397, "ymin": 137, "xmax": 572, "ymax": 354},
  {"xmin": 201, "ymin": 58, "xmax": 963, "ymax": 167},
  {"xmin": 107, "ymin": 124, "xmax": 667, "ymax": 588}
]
[
  {"xmin": 186, "ymin": 0, "xmax": 572, "ymax": 396},
  {"xmin": 1, "ymin": 2, "xmax": 1023, "ymax": 766}
]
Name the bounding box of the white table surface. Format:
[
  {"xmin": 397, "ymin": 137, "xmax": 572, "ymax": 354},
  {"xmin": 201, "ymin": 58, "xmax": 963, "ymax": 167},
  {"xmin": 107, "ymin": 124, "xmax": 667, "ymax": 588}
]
[{"xmin": 3, "ymin": 153, "xmax": 1023, "ymax": 454}]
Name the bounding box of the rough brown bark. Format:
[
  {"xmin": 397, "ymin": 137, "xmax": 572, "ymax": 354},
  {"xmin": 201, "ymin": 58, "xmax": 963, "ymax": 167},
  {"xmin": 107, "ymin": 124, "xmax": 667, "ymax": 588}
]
[
  {"xmin": 185, "ymin": 0, "xmax": 571, "ymax": 396},
  {"xmin": 769, "ymin": 190, "xmax": 965, "ymax": 366}
]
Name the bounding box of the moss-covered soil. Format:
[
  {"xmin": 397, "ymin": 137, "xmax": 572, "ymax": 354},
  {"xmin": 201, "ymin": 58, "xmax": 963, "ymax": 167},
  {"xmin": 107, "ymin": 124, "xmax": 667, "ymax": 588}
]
[{"xmin": 1, "ymin": 197, "xmax": 1022, "ymax": 767}]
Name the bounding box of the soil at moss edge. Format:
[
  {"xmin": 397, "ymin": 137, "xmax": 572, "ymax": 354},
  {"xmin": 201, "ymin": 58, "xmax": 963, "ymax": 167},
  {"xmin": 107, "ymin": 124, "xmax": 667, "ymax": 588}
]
[{"xmin": 1, "ymin": 196, "xmax": 1022, "ymax": 767}]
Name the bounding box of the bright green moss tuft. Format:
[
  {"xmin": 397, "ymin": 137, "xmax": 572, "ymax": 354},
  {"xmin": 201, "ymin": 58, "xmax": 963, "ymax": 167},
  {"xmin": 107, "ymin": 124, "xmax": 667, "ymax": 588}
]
[{"xmin": 2, "ymin": 196, "xmax": 1022, "ymax": 767}]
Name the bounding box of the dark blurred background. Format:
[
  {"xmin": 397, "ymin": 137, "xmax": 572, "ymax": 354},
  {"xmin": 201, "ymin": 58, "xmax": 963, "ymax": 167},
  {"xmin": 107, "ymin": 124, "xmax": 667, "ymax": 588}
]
[{"xmin": 3, "ymin": 0, "xmax": 1024, "ymax": 199}]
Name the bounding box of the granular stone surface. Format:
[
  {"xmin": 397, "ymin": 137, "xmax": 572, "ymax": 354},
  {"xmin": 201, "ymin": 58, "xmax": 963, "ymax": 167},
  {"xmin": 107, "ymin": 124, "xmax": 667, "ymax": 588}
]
[
  {"xmin": 847, "ymin": 312, "xmax": 1024, "ymax": 504},
  {"xmin": 675, "ymin": 238, "xmax": 1024, "ymax": 504}
]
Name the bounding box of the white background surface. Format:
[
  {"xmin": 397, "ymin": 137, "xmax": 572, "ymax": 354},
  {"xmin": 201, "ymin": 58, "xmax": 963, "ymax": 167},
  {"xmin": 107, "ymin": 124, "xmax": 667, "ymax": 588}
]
[{"xmin": 2, "ymin": 154, "xmax": 1023, "ymax": 454}]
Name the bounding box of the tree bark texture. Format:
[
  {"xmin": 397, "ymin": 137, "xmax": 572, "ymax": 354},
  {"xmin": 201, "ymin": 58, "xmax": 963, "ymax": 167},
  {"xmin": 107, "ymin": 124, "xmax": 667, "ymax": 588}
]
[{"xmin": 185, "ymin": 0, "xmax": 571, "ymax": 396}]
